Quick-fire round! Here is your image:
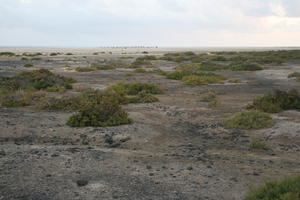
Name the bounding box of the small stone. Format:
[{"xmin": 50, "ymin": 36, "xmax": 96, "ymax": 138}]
[
  {"xmin": 146, "ymin": 165, "xmax": 152, "ymax": 170},
  {"xmin": 77, "ymin": 180, "xmax": 88, "ymax": 187}
]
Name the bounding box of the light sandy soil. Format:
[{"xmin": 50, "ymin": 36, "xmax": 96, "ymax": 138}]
[{"xmin": 0, "ymin": 49, "xmax": 300, "ymax": 200}]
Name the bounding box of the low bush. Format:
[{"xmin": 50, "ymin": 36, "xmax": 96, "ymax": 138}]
[
  {"xmin": 24, "ymin": 64, "xmax": 34, "ymax": 68},
  {"xmin": 0, "ymin": 69, "xmax": 75, "ymax": 91},
  {"xmin": 130, "ymin": 59, "xmax": 153, "ymax": 68},
  {"xmin": 230, "ymin": 63, "xmax": 263, "ymax": 71},
  {"xmin": 249, "ymin": 140, "xmax": 271, "ymax": 150},
  {"xmin": 288, "ymin": 72, "xmax": 300, "ymax": 78},
  {"xmin": 50, "ymin": 53, "xmax": 59, "ymax": 56},
  {"xmin": 75, "ymin": 66, "xmax": 97, "ymax": 72},
  {"xmin": 0, "ymin": 52, "xmax": 15, "ymax": 57},
  {"xmin": 223, "ymin": 110, "xmax": 274, "ymax": 129},
  {"xmin": 228, "ymin": 78, "xmax": 242, "ymax": 83},
  {"xmin": 244, "ymin": 175, "xmax": 300, "ymax": 200},
  {"xmin": 90, "ymin": 62, "xmax": 116, "ymax": 70},
  {"xmin": 247, "ymin": 89, "xmax": 300, "ymax": 113},
  {"xmin": 107, "ymin": 82, "xmax": 163, "ymax": 96},
  {"xmin": 23, "ymin": 53, "xmax": 42, "ymax": 57},
  {"xmin": 182, "ymin": 73, "xmax": 226, "ymax": 85},
  {"xmin": 66, "ymin": 99, "xmax": 132, "ymax": 127},
  {"xmin": 133, "ymin": 68, "xmax": 147, "ymax": 73},
  {"xmin": 0, "ymin": 90, "xmax": 47, "ymax": 107}
]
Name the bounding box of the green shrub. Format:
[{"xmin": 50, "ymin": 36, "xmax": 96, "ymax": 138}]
[
  {"xmin": 230, "ymin": 63, "xmax": 263, "ymax": 71},
  {"xmin": 107, "ymin": 82, "xmax": 163, "ymax": 95},
  {"xmin": 23, "ymin": 53, "xmax": 42, "ymax": 57},
  {"xmin": 75, "ymin": 66, "xmax": 97, "ymax": 72},
  {"xmin": 66, "ymin": 98, "xmax": 132, "ymax": 127},
  {"xmin": 223, "ymin": 110, "xmax": 274, "ymax": 129},
  {"xmin": 133, "ymin": 68, "xmax": 147, "ymax": 73},
  {"xmin": 148, "ymin": 69, "xmax": 167, "ymax": 76},
  {"xmin": 228, "ymin": 78, "xmax": 242, "ymax": 83},
  {"xmin": 0, "ymin": 90, "xmax": 47, "ymax": 107},
  {"xmin": 288, "ymin": 72, "xmax": 300, "ymax": 78},
  {"xmin": 244, "ymin": 175, "xmax": 300, "ymax": 200},
  {"xmin": 249, "ymin": 140, "xmax": 271, "ymax": 150},
  {"xmin": 182, "ymin": 73, "xmax": 226, "ymax": 85},
  {"xmin": 128, "ymin": 91, "xmax": 159, "ymax": 103},
  {"xmin": 0, "ymin": 52, "xmax": 15, "ymax": 57},
  {"xmin": 248, "ymin": 89, "xmax": 300, "ymax": 113},
  {"xmin": 0, "ymin": 91, "xmax": 31, "ymax": 107},
  {"xmin": 30, "ymin": 57, "xmax": 42, "ymax": 61},
  {"xmin": 166, "ymin": 71, "xmax": 193, "ymax": 80},
  {"xmin": 50, "ymin": 53, "xmax": 59, "ymax": 56},
  {"xmin": 0, "ymin": 69, "xmax": 75, "ymax": 91},
  {"xmin": 130, "ymin": 59, "xmax": 153, "ymax": 68},
  {"xmin": 24, "ymin": 64, "xmax": 34, "ymax": 68},
  {"xmin": 90, "ymin": 62, "xmax": 116, "ymax": 70}
]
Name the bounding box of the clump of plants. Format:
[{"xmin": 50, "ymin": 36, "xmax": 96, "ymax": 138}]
[
  {"xmin": 0, "ymin": 69, "xmax": 76, "ymax": 91},
  {"xmin": 201, "ymin": 91, "xmax": 221, "ymax": 108},
  {"xmin": 230, "ymin": 62, "xmax": 263, "ymax": 71},
  {"xmin": 23, "ymin": 52, "xmax": 43, "ymax": 57},
  {"xmin": 133, "ymin": 68, "xmax": 147, "ymax": 73},
  {"xmin": 288, "ymin": 72, "xmax": 300, "ymax": 78},
  {"xmin": 90, "ymin": 62, "xmax": 116, "ymax": 70},
  {"xmin": 130, "ymin": 58, "xmax": 153, "ymax": 68},
  {"xmin": 228, "ymin": 78, "xmax": 241, "ymax": 83},
  {"xmin": 182, "ymin": 73, "xmax": 225, "ymax": 85},
  {"xmin": 247, "ymin": 89, "xmax": 300, "ymax": 113},
  {"xmin": 107, "ymin": 82, "xmax": 163, "ymax": 96},
  {"xmin": 75, "ymin": 66, "xmax": 98, "ymax": 72},
  {"xmin": 166, "ymin": 64, "xmax": 227, "ymax": 85},
  {"xmin": 66, "ymin": 96, "xmax": 132, "ymax": 127},
  {"xmin": 249, "ymin": 140, "xmax": 271, "ymax": 151},
  {"xmin": 24, "ymin": 64, "xmax": 34, "ymax": 68},
  {"xmin": 0, "ymin": 90, "xmax": 47, "ymax": 107},
  {"xmin": 223, "ymin": 110, "xmax": 274, "ymax": 130},
  {"xmin": 0, "ymin": 52, "xmax": 16, "ymax": 57},
  {"xmin": 244, "ymin": 175, "xmax": 300, "ymax": 200}
]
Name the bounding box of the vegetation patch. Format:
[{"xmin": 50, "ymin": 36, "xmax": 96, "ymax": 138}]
[
  {"xmin": 66, "ymin": 98, "xmax": 132, "ymax": 127},
  {"xmin": 182, "ymin": 73, "xmax": 225, "ymax": 85},
  {"xmin": 244, "ymin": 175, "xmax": 300, "ymax": 200},
  {"xmin": 230, "ymin": 62, "xmax": 263, "ymax": 71},
  {"xmin": 249, "ymin": 140, "xmax": 271, "ymax": 151},
  {"xmin": 24, "ymin": 64, "xmax": 34, "ymax": 68},
  {"xmin": 223, "ymin": 110, "xmax": 274, "ymax": 130},
  {"xmin": 0, "ymin": 69, "xmax": 76, "ymax": 91},
  {"xmin": 0, "ymin": 52, "xmax": 16, "ymax": 57},
  {"xmin": 75, "ymin": 66, "xmax": 98, "ymax": 72},
  {"xmin": 107, "ymin": 82, "xmax": 163, "ymax": 96},
  {"xmin": 247, "ymin": 89, "xmax": 300, "ymax": 113}
]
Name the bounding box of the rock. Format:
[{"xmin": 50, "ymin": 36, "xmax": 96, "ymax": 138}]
[
  {"xmin": 109, "ymin": 141, "xmax": 121, "ymax": 148},
  {"xmin": 187, "ymin": 166, "xmax": 193, "ymax": 170},
  {"xmin": 76, "ymin": 180, "xmax": 88, "ymax": 187},
  {"xmin": 0, "ymin": 150, "xmax": 6, "ymax": 157},
  {"xmin": 146, "ymin": 165, "xmax": 152, "ymax": 170},
  {"xmin": 104, "ymin": 134, "xmax": 113, "ymax": 144}
]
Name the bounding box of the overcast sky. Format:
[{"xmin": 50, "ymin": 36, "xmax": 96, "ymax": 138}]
[{"xmin": 0, "ymin": 0, "xmax": 300, "ymax": 47}]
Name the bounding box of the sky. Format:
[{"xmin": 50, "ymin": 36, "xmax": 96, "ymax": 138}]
[{"xmin": 0, "ymin": 0, "xmax": 300, "ymax": 47}]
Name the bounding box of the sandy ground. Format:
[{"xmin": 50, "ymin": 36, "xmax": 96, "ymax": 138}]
[{"xmin": 0, "ymin": 49, "xmax": 300, "ymax": 200}]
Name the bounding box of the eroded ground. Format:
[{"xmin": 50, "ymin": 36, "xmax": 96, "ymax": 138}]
[{"xmin": 0, "ymin": 49, "xmax": 300, "ymax": 200}]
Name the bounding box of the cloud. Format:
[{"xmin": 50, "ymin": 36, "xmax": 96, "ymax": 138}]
[{"xmin": 0, "ymin": 0, "xmax": 299, "ymax": 46}]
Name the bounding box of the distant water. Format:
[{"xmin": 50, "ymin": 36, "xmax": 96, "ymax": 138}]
[{"xmin": 0, "ymin": 46, "xmax": 300, "ymax": 54}]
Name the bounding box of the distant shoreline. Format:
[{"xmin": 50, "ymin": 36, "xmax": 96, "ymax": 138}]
[{"xmin": 1, "ymin": 46, "xmax": 300, "ymax": 53}]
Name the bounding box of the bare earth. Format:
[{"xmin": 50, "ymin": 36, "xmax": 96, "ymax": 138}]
[{"xmin": 0, "ymin": 48, "xmax": 300, "ymax": 200}]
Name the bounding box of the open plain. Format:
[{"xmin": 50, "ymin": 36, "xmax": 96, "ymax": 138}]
[{"xmin": 0, "ymin": 48, "xmax": 300, "ymax": 200}]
